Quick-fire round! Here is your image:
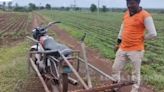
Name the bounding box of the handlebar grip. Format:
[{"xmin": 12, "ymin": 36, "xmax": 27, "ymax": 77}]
[{"xmin": 44, "ymin": 21, "xmax": 61, "ymax": 29}]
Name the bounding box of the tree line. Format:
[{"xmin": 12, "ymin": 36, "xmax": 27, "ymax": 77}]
[
  {"xmin": 0, "ymin": 2, "xmax": 108, "ymax": 12},
  {"xmin": 0, "ymin": 2, "xmax": 164, "ymax": 13},
  {"xmin": 0, "ymin": 2, "xmax": 52, "ymax": 12}
]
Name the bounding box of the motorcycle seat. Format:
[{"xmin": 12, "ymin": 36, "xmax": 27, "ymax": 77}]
[{"xmin": 43, "ymin": 38, "xmax": 72, "ymax": 57}]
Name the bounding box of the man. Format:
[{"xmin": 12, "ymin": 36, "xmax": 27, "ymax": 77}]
[{"xmin": 112, "ymin": 0, "xmax": 157, "ymax": 92}]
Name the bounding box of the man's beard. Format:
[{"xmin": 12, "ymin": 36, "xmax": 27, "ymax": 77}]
[
  {"xmin": 129, "ymin": 7, "xmax": 138, "ymax": 14},
  {"xmin": 128, "ymin": 7, "xmax": 140, "ymax": 16}
]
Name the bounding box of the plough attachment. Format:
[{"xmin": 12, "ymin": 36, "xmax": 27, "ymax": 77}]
[
  {"xmin": 27, "ymin": 33, "xmax": 135, "ymax": 92},
  {"xmin": 69, "ymin": 81, "xmax": 135, "ymax": 92}
]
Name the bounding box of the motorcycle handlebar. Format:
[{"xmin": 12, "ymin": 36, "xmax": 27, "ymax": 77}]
[{"xmin": 44, "ymin": 21, "xmax": 61, "ymax": 29}]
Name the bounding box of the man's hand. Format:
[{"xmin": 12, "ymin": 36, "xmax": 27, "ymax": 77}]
[
  {"xmin": 114, "ymin": 39, "xmax": 122, "ymax": 53},
  {"xmin": 114, "ymin": 44, "xmax": 120, "ymax": 53}
]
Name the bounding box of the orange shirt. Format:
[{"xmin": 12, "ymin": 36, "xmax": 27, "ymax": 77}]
[{"xmin": 120, "ymin": 10, "xmax": 151, "ymax": 51}]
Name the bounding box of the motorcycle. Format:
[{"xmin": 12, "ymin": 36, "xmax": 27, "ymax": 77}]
[{"xmin": 28, "ymin": 21, "xmax": 74, "ymax": 92}]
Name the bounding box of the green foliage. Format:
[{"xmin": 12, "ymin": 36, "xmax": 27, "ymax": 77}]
[
  {"xmin": 2, "ymin": 2, "xmax": 6, "ymax": 11},
  {"xmin": 45, "ymin": 4, "xmax": 51, "ymax": 10},
  {"xmin": 13, "ymin": 7, "xmax": 29, "ymax": 12},
  {"xmin": 28, "ymin": 3, "xmax": 36, "ymax": 10},
  {"xmin": 75, "ymin": 7, "xmax": 81, "ymax": 11},
  {"xmin": 142, "ymin": 65, "xmax": 164, "ymax": 91},
  {"xmin": 0, "ymin": 42, "xmax": 28, "ymax": 92},
  {"xmin": 90, "ymin": 4, "xmax": 97, "ymax": 12},
  {"xmin": 40, "ymin": 6, "xmax": 45, "ymax": 9},
  {"xmin": 101, "ymin": 5, "xmax": 108, "ymax": 12},
  {"xmin": 8, "ymin": 1, "xmax": 12, "ymax": 9}
]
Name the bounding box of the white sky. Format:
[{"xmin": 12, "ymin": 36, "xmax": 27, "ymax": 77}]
[
  {"xmin": 0, "ymin": 0, "xmax": 164, "ymax": 9},
  {"xmin": 0, "ymin": 0, "xmax": 12, "ymax": 1}
]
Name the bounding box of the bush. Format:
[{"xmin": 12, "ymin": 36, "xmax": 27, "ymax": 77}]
[{"xmin": 90, "ymin": 4, "xmax": 97, "ymax": 12}]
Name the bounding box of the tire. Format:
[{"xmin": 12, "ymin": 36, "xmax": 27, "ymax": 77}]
[
  {"xmin": 49, "ymin": 60, "xmax": 68, "ymax": 92},
  {"xmin": 49, "ymin": 59, "xmax": 58, "ymax": 78}
]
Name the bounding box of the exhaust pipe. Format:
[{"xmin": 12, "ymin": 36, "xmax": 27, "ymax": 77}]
[{"xmin": 68, "ymin": 77, "xmax": 78, "ymax": 85}]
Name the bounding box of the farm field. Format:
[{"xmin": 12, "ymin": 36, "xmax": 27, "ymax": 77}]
[
  {"xmin": 0, "ymin": 12, "xmax": 31, "ymax": 92},
  {"xmin": 0, "ymin": 10, "xmax": 163, "ymax": 92},
  {"xmin": 0, "ymin": 12, "xmax": 31, "ymax": 46},
  {"xmin": 39, "ymin": 10, "xmax": 164, "ymax": 91}
]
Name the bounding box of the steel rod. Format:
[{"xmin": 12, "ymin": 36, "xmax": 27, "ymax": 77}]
[
  {"xmin": 29, "ymin": 58, "xmax": 50, "ymax": 92},
  {"xmin": 60, "ymin": 53, "xmax": 89, "ymax": 89},
  {"xmin": 78, "ymin": 57, "xmax": 116, "ymax": 81},
  {"xmin": 81, "ymin": 42, "xmax": 92, "ymax": 88}
]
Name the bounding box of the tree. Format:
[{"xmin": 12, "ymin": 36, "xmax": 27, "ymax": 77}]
[
  {"xmin": 13, "ymin": 6, "xmax": 28, "ymax": 12},
  {"xmin": 102, "ymin": 5, "xmax": 108, "ymax": 12},
  {"xmin": 8, "ymin": 1, "xmax": 12, "ymax": 9},
  {"xmin": 28, "ymin": 3, "xmax": 36, "ymax": 10},
  {"xmin": 65, "ymin": 7, "xmax": 70, "ymax": 11},
  {"xmin": 75, "ymin": 7, "xmax": 81, "ymax": 11},
  {"xmin": 60, "ymin": 6, "xmax": 65, "ymax": 10},
  {"xmin": 3, "ymin": 2, "xmax": 6, "ymax": 11},
  {"xmin": 40, "ymin": 6, "xmax": 45, "ymax": 9},
  {"xmin": 15, "ymin": 3, "xmax": 18, "ymax": 7},
  {"xmin": 45, "ymin": 4, "xmax": 51, "ymax": 10},
  {"xmin": 90, "ymin": 4, "xmax": 97, "ymax": 12},
  {"xmin": 13, "ymin": 3, "xmax": 29, "ymax": 12}
]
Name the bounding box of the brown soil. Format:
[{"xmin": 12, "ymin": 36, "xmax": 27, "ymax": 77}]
[
  {"xmin": 16, "ymin": 76, "xmax": 45, "ymax": 92},
  {"xmin": 0, "ymin": 13, "xmax": 29, "ymax": 47}
]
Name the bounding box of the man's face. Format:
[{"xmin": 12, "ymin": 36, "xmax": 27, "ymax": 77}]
[{"xmin": 127, "ymin": 0, "xmax": 139, "ymax": 13}]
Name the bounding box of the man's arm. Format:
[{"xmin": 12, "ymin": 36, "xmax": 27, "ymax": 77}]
[
  {"xmin": 144, "ymin": 17, "xmax": 157, "ymax": 40},
  {"xmin": 114, "ymin": 23, "xmax": 123, "ymax": 52},
  {"xmin": 117, "ymin": 23, "xmax": 124, "ymax": 45}
]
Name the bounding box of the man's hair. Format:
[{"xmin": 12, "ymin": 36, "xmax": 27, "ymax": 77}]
[{"xmin": 126, "ymin": 0, "xmax": 141, "ymax": 4}]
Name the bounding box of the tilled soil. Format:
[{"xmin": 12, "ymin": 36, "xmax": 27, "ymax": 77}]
[{"xmin": 16, "ymin": 76, "xmax": 45, "ymax": 92}]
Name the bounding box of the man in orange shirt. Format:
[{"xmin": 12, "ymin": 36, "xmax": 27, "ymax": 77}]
[{"xmin": 112, "ymin": 0, "xmax": 157, "ymax": 92}]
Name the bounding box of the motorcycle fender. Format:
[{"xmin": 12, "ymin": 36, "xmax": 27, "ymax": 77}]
[{"xmin": 30, "ymin": 45, "xmax": 42, "ymax": 51}]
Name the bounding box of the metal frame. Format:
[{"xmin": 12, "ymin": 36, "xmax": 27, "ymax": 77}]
[
  {"xmin": 29, "ymin": 58, "xmax": 50, "ymax": 92},
  {"xmin": 77, "ymin": 57, "xmax": 116, "ymax": 81},
  {"xmin": 27, "ymin": 36, "xmax": 133, "ymax": 92}
]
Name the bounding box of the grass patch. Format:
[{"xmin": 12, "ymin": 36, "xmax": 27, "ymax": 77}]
[
  {"xmin": 0, "ymin": 42, "xmax": 29, "ymax": 92},
  {"xmin": 142, "ymin": 65, "xmax": 164, "ymax": 91}
]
